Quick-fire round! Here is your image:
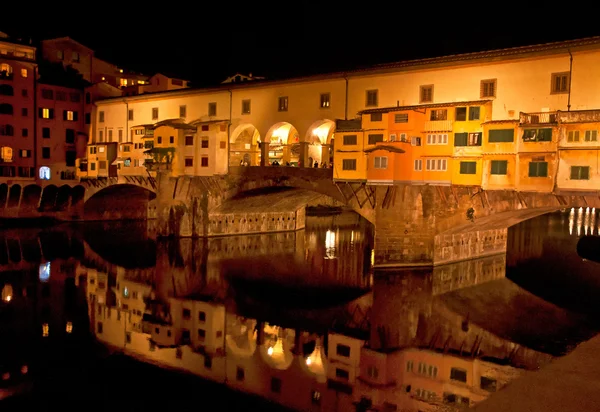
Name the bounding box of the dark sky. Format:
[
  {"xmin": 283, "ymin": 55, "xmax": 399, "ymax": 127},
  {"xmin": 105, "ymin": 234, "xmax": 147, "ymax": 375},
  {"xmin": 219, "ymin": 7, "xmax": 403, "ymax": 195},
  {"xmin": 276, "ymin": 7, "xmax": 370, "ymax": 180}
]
[{"xmin": 2, "ymin": 7, "xmax": 600, "ymax": 87}]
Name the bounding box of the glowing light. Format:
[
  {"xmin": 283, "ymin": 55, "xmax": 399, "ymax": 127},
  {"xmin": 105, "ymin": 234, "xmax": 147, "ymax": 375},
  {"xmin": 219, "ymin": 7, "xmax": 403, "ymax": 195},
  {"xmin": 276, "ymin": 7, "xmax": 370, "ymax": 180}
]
[
  {"xmin": 2, "ymin": 284, "xmax": 13, "ymax": 302},
  {"xmin": 306, "ymin": 357, "xmax": 312, "ymax": 365},
  {"xmin": 42, "ymin": 323, "xmax": 49, "ymax": 337},
  {"xmin": 66, "ymin": 321, "xmax": 73, "ymax": 333},
  {"xmin": 267, "ymin": 347, "xmax": 273, "ymax": 356},
  {"xmin": 325, "ymin": 230, "xmax": 336, "ymax": 259},
  {"xmin": 2, "ymin": 372, "xmax": 9, "ymax": 380},
  {"xmin": 39, "ymin": 262, "xmax": 50, "ymax": 282},
  {"xmin": 20, "ymin": 365, "xmax": 27, "ymax": 374}
]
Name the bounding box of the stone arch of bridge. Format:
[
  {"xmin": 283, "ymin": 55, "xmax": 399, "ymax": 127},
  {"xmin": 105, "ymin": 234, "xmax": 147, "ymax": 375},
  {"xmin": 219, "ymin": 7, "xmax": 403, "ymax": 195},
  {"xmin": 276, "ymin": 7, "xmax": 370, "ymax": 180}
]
[
  {"xmin": 82, "ymin": 180, "xmax": 156, "ymax": 203},
  {"xmin": 229, "ymin": 123, "xmax": 262, "ymax": 167},
  {"xmin": 83, "ymin": 183, "xmax": 157, "ymax": 220},
  {"xmin": 264, "ymin": 122, "xmax": 301, "ymax": 165}
]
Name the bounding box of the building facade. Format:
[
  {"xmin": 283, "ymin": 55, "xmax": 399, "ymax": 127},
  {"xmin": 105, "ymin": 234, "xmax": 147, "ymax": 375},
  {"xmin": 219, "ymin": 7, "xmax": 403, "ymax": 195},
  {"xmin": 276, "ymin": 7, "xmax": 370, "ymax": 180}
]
[
  {"xmin": 86, "ymin": 36, "xmax": 600, "ymax": 195},
  {"xmin": 0, "ymin": 32, "xmax": 37, "ymax": 183}
]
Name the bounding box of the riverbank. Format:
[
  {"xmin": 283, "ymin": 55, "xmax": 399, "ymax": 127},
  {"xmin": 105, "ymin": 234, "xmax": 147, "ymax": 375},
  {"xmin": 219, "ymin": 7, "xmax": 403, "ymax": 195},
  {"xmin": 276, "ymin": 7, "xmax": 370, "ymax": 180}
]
[{"xmin": 474, "ymin": 333, "xmax": 600, "ymax": 411}]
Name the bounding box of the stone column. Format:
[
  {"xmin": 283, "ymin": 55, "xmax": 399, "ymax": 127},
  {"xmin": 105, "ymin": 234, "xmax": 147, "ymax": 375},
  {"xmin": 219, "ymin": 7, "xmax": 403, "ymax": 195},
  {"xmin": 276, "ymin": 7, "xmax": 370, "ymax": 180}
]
[
  {"xmin": 298, "ymin": 142, "xmax": 310, "ymax": 168},
  {"xmin": 292, "ymin": 329, "xmax": 303, "ymax": 355},
  {"xmin": 321, "ymin": 144, "xmax": 331, "ymax": 166},
  {"xmin": 259, "ymin": 142, "xmax": 269, "ymax": 166},
  {"xmin": 282, "ymin": 146, "xmax": 291, "ymax": 164}
]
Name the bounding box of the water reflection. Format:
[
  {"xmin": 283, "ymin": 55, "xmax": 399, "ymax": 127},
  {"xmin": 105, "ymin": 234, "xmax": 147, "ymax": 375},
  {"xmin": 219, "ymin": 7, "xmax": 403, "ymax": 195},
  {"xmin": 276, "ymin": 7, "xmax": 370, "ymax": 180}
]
[{"xmin": 2, "ymin": 210, "xmax": 600, "ymax": 411}]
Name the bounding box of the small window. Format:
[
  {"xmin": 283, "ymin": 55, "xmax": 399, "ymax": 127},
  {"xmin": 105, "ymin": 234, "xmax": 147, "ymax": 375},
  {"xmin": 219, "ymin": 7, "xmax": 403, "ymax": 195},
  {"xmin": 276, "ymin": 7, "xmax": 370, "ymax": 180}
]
[
  {"xmin": 320, "ymin": 93, "xmax": 330, "ymax": 108},
  {"xmin": 480, "ymin": 79, "xmax": 497, "ymax": 98},
  {"xmin": 522, "ymin": 128, "xmax": 552, "ymax": 142},
  {"xmin": 365, "ymin": 90, "xmax": 378, "ymax": 107},
  {"xmin": 469, "ymin": 106, "xmax": 480, "ymax": 121},
  {"xmin": 336, "ymin": 344, "xmax": 351, "ymax": 357},
  {"xmin": 395, "ymin": 113, "xmax": 408, "ymax": 123},
  {"xmin": 551, "ymin": 72, "xmax": 570, "ymax": 94},
  {"xmin": 242, "ymin": 99, "xmax": 251, "ymax": 115},
  {"xmin": 311, "ymin": 390, "xmax": 321, "ymax": 405},
  {"xmin": 570, "ymin": 166, "xmax": 590, "ymax": 180},
  {"xmin": 528, "ymin": 161, "xmax": 548, "ymax": 177},
  {"xmin": 414, "ymin": 159, "xmax": 422, "ymax": 171},
  {"xmin": 99, "ymin": 111, "xmax": 104, "ymax": 122},
  {"xmin": 585, "ymin": 130, "xmax": 598, "ymax": 142},
  {"xmin": 342, "ymin": 159, "xmax": 356, "ymax": 171},
  {"xmin": 278, "ymin": 96, "xmax": 288, "ymax": 112},
  {"xmin": 204, "ymin": 355, "xmax": 212, "ymax": 369},
  {"xmin": 374, "ymin": 156, "xmax": 388, "ymax": 169},
  {"xmin": 185, "ymin": 158, "xmax": 193, "ymax": 167},
  {"xmin": 201, "ymin": 125, "xmax": 209, "ymax": 131},
  {"xmin": 199, "ymin": 311, "xmax": 206, "ymax": 322},
  {"xmin": 480, "ymin": 376, "xmax": 497, "ymax": 392},
  {"xmin": 420, "ymin": 85, "xmax": 433, "ymax": 103},
  {"xmin": 201, "ymin": 156, "xmax": 209, "ymax": 167},
  {"xmin": 490, "ymin": 160, "xmax": 508, "ymax": 175},
  {"xmin": 459, "ymin": 161, "xmax": 477, "ymax": 175},
  {"xmin": 366, "ymin": 366, "xmax": 379, "ymax": 379},
  {"xmin": 335, "ymin": 368, "xmax": 349, "ymax": 380},
  {"xmin": 568, "ymin": 130, "xmax": 580, "ymax": 142},
  {"xmin": 430, "ymin": 109, "xmax": 447, "ymax": 121},
  {"xmin": 343, "ymin": 135, "xmax": 357, "ymax": 145},
  {"xmin": 208, "ymin": 102, "xmax": 217, "ymax": 116},
  {"xmin": 185, "ymin": 135, "xmax": 194, "ymax": 146},
  {"xmin": 450, "ymin": 367, "xmax": 467, "ymax": 383},
  {"xmin": 128, "ymin": 109, "xmax": 133, "ymax": 121},
  {"xmin": 201, "ymin": 138, "xmax": 209, "ymax": 148},
  {"xmin": 182, "ymin": 308, "xmax": 191, "ymax": 319},
  {"xmin": 152, "ymin": 107, "xmax": 158, "ymax": 120},
  {"xmin": 198, "ymin": 329, "xmax": 205, "ymax": 340},
  {"xmin": 455, "ymin": 107, "xmax": 467, "ymax": 121},
  {"xmin": 368, "ymin": 134, "xmax": 384, "ymax": 145},
  {"xmin": 370, "ymin": 113, "xmax": 382, "ymax": 122},
  {"xmin": 179, "ymin": 105, "xmax": 187, "ymax": 117}
]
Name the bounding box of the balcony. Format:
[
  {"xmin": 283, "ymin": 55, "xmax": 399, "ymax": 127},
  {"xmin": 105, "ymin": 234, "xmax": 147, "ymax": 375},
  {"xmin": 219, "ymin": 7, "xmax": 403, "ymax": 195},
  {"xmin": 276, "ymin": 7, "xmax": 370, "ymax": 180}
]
[
  {"xmin": 424, "ymin": 120, "xmax": 453, "ymax": 132},
  {"xmin": 558, "ymin": 109, "xmax": 600, "ymax": 123},
  {"xmin": 519, "ymin": 111, "xmax": 558, "ymax": 125}
]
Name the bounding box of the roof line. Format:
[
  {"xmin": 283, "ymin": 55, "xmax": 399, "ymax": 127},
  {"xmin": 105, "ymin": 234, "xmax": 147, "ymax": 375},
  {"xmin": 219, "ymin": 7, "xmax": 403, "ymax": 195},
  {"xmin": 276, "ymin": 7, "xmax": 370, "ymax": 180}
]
[
  {"xmin": 95, "ymin": 36, "xmax": 600, "ymax": 105},
  {"xmin": 41, "ymin": 36, "xmax": 95, "ymax": 53},
  {"xmin": 360, "ymin": 100, "xmax": 492, "ymax": 114}
]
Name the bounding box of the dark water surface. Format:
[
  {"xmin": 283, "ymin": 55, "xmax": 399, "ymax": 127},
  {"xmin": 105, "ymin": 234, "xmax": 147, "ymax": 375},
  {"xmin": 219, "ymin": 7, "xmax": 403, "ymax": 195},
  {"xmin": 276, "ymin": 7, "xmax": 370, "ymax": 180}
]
[{"xmin": 1, "ymin": 209, "xmax": 599, "ymax": 411}]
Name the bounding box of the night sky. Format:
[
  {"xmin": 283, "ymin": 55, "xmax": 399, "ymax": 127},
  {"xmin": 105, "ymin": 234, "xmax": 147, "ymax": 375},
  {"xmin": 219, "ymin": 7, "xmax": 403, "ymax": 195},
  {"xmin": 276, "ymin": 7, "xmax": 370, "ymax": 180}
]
[{"xmin": 2, "ymin": 7, "xmax": 600, "ymax": 87}]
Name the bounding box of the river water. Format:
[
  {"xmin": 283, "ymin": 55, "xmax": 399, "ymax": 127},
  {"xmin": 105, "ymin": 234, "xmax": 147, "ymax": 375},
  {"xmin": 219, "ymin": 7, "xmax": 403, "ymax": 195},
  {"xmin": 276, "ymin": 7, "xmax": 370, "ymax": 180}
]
[{"xmin": 0, "ymin": 208, "xmax": 599, "ymax": 411}]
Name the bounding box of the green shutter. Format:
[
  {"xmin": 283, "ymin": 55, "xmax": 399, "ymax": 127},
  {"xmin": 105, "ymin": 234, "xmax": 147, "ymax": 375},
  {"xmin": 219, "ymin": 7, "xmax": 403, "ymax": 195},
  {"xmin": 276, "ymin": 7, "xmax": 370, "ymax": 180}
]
[
  {"xmin": 488, "ymin": 129, "xmax": 514, "ymax": 143},
  {"xmin": 460, "ymin": 161, "xmax": 476, "ymax": 174},
  {"xmin": 539, "ymin": 162, "xmax": 548, "ymax": 177},
  {"xmin": 454, "ymin": 133, "xmax": 468, "ymax": 146},
  {"xmin": 537, "ymin": 128, "xmax": 552, "ymax": 141},
  {"xmin": 490, "ymin": 160, "xmax": 508, "ymax": 175},
  {"xmin": 528, "ymin": 162, "xmax": 536, "ymax": 177},
  {"xmin": 582, "ymin": 166, "xmax": 590, "ymax": 179}
]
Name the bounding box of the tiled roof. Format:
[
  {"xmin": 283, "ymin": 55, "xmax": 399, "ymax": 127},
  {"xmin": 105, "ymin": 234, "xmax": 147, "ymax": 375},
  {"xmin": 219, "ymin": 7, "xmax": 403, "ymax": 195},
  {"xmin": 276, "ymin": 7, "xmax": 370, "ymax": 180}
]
[
  {"xmin": 360, "ymin": 100, "xmax": 492, "ymax": 115},
  {"xmin": 364, "ymin": 144, "xmax": 406, "ymax": 154}
]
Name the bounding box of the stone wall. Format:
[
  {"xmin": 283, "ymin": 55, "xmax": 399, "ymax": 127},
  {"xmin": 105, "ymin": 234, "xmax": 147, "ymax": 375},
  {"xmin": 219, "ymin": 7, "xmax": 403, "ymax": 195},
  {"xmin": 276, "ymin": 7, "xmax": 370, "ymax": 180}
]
[{"xmin": 207, "ymin": 210, "xmax": 303, "ymax": 236}]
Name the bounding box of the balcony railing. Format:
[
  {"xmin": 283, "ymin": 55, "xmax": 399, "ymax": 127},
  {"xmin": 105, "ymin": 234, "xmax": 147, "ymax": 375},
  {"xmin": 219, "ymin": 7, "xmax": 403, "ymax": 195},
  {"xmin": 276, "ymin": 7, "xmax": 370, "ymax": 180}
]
[
  {"xmin": 519, "ymin": 111, "xmax": 558, "ymax": 125},
  {"xmin": 424, "ymin": 120, "xmax": 453, "ymax": 132},
  {"xmin": 559, "ymin": 109, "xmax": 600, "ymax": 123}
]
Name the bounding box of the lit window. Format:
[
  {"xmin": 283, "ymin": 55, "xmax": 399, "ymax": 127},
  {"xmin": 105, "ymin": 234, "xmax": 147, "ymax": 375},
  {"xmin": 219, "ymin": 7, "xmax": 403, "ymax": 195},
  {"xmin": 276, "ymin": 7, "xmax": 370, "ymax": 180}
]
[
  {"xmin": 39, "ymin": 166, "xmax": 51, "ymax": 180},
  {"xmin": 0, "ymin": 146, "xmax": 12, "ymax": 162},
  {"xmin": 120, "ymin": 78, "xmax": 128, "ymax": 87},
  {"xmin": 66, "ymin": 321, "xmax": 73, "ymax": 333},
  {"xmin": 101, "ymin": 76, "xmax": 106, "ymax": 81},
  {"xmin": 66, "ymin": 110, "xmax": 74, "ymax": 121},
  {"xmin": 20, "ymin": 68, "xmax": 27, "ymax": 78},
  {"xmin": 42, "ymin": 108, "xmax": 50, "ymax": 118},
  {"xmin": 39, "ymin": 262, "xmax": 50, "ymax": 281},
  {"xmin": 42, "ymin": 323, "xmax": 49, "ymax": 337}
]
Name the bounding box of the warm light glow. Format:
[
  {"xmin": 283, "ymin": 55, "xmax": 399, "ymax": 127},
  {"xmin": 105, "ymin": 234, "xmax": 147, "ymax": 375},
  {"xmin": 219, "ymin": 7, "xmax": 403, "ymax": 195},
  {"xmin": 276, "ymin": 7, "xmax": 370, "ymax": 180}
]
[
  {"xmin": 325, "ymin": 230, "xmax": 336, "ymax": 259},
  {"xmin": 2, "ymin": 284, "xmax": 13, "ymax": 302},
  {"xmin": 101, "ymin": 76, "xmax": 106, "ymax": 81},
  {"xmin": 312, "ymin": 123, "xmax": 332, "ymax": 144},
  {"xmin": 371, "ymin": 249, "xmax": 375, "ymax": 267},
  {"xmin": 66, "ymin": 321, "xmax": 73, "ymax": 333},
  {"xmin": 2, "ymin": 372, "xmax": 9, "ymax": 381},
  {"xmin": 21, "ymin": 365, "xmax": 28, "ymax": 374},
  {"xmin": 267, "ymin": 347, "xmax": 273, "ymax": 356},
  {"xmin": 305, "ymin": 339, "xmax": 326, "ymax": 374},
  {"xmin": 42, "ymin": 323, "xmax": 49, "ymax": 337}
]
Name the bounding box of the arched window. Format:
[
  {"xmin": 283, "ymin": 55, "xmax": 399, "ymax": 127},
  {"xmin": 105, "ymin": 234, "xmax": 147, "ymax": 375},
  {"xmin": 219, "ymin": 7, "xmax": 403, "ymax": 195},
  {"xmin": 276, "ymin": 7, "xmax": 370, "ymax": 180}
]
[
  {"xmin": 39, "ymin": 166, "xmax": 51, "ymax": 180},
  {"xmin": 0, "ymin": 63, "xmax": 13, "ymax": 78},
  {"xmin": 0, "ymin": 125, "xmax": 14, "ymax": 136},
  {"xmin": 0, "ymin": 84, "xmax": 13, "ymax": 96},
  {"xmin": 0, "ymin": 104, "xmax": 13, "ymax": 115}
]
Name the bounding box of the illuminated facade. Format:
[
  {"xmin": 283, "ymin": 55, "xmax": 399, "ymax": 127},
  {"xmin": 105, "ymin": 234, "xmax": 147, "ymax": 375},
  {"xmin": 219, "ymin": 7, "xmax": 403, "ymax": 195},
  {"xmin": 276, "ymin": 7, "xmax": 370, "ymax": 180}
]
[
  {"xmin": 86, "ymin": 36, "xmax": 600, "ymax": 195},
  {"xmin": 0, "ymin": 32, "xmax": 37, "ymax": 183}
]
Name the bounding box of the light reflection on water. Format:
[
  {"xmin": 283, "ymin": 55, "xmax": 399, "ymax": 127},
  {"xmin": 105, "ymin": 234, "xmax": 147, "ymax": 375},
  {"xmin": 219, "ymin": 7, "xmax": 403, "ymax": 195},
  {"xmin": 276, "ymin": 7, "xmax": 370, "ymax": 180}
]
[{"xmin": 1, "ymin": 210, "xmax": 600, "ymax": 411}]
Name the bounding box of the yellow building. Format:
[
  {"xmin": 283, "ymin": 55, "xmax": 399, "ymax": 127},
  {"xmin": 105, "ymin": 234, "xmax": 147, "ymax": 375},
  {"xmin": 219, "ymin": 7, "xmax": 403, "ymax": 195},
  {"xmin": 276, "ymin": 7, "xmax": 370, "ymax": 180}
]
[
  {"xmin": 333, "ymin": 119, "xmax": 366, "ymax": 181},
  {"xmin": 481, "ymin": 120, "xmax": 519, "ymax": 190}
]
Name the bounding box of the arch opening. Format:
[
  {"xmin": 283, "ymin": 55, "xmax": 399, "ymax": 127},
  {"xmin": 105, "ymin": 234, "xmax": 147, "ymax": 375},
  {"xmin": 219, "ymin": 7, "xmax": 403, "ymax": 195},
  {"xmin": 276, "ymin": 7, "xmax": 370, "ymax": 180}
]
[
  {"xmin": 0, "ymin": 103, "xmax": 13, "ymax": 115},
  {"xmin": 21, "ymin": 185, "xmax": 41, "ymax": 211},
  {"xmin": 0, "ymin": 84, "xmax": 13, "ymax": 96},
  {"xmin": 0, "ymin": 184, "xmax": 8, "ymax": 209},
  {"xmin": 84, "ymin": 184, "xmax": 156, "ymax": 221},
  {"xmin": 39, "ymin": 185, "xmax": 58, "ymax": 211},
  {"xmin": 6, "ymin": 185, "xmax": 21, "ymax": 208},
  {"xmin": 258, "ymin": 323, "xmax": 294, "ymax": 370},
  {"xmin": 265, "ymin": 122, "xmax": 300, "ymax": 166},
  {"xmin": 71, "ymin": 185, "xmax": 85, "ymax": 207},
  {"xmin": 225, "ymin": 315, "xmax": 257, "ymax": 357},
  {"xmin": 305, "ymin": 119, "xmax": 335, "ymax": 168},
  {"xmin": 230, "ymin": 123, "xmax": 261, "ymax": 167},
  {"xmin": 56, "ymin": 185, "xmax": 71, "ymax": 211}
]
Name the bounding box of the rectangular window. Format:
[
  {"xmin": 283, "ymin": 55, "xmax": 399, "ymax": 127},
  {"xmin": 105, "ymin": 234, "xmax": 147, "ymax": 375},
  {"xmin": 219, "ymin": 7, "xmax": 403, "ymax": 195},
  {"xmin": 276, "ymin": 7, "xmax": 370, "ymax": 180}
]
[
  {"xmin": 522, "ymin": 128, "xmax": 552, "ymax": 142},
  {"xmin": 370, "ymin": 113, "xmax": 382, "ymax": 122},
  {"xmin": 201, "ymin": 138, "xmax": 209, "ymax": 148},
  {"xmin": 42, "ymin": 147, "xmax": 50, "ymax": 159},
  {"xmin": 342, "ymin": 159, "xmax": 357, "ymax": 170},
  {"xmin": 528, "ymin": 161, "xmax": 548, "ymax": 177},
  {"xmin": 56, "ymin": 91, "xmax": 67, "ymax": 101},
  {"xmin": 395, "ymin": 113, "xmax": 408, "ymax": 123},
  {"xmin": 185, "ymin": 135, "xmax": 194, "ymax": 146},
  {"xmin": 320, "ymin": 93, "xmax": 330, "ymax": 108},
  {"xmin": 179, "ymin": 105, "xmax": 187, "ymax": 117},
  {"xmin": 480, "ymin": 79, "xmax": 497, "ymax": 98},
  {"xmin": 489, "ymin": 129, "xmax": 515, "ymax": 143},
  {"xmin": 128, "ymin": 109, "xmax": 134, "ymax": 121},
  {"xmin": 21, "ymin": 108, "xmax": 28, "ymax": 116},
  {"xmin": 335, "ymin": 368, "xmax": 349, "ymax": 380},
  {"xmin": 450, "ymin": 368, "xmax": 467, "ymax": 383},
  {"xmin": 468, "ymin": 106, "xmax": 480, "ymax": 121},
  {"xmin": 374, "ymin": 156, "xmax": 387, "ymax": 169},
  {"xmin": 420, "ymin": 85, "xmax": 433, "ymax": 103},
  {"xmin": 42, "ymin": 127, "xmax": 50, "ymax": 138},
  {"xmin": 22, "ymin": 128, "xmax": 28, "ymax": 137},
  {"xmin": 551, "ymin": 72, "xmax": 570, "ymax": 94},
  {"xmin": 242, "ymin": 99, "xmax": 251, "ymax": 115},
  {"xmin": 152, "ymin": 107, "xmax": 158, "ymax": 120},
  {"xmin": 427, "ymin": 134, "xmax": 448, "ymax": 145},
  {"xmin": 430, "ymin": 109, "xmax": 447, "ymax": 121},
  {"xmin": 201, "ymin": 156, "xmax": 209, "ymax": 167},
  {"xmin": 85, "ymin": 113, "xmax": 91, "ymax": 124},
  {"xmin": 368, "ymin": 134, "xmax": 384, "ymax": 145},
  {"xmin": 64, "ymin": 110, "xmax": 77, "ymax": 121},
  {"xmin": 278, "ymin": 96, "xmax": 288, "ymax": 112},
  {"xmin": 490, "ymin": 160, "xmax": 508, "ymax": 175},
  {"xmin": 343, "ymin": 135, "xmax": 357, "ymax": 145},
  {"xmin": 365, "ymin": 90, "xmax": 378, "ymax": 107},
  {"xmin": 185, "ymin": 157, "xmax": 193, "ymax": 167},
  {"xmin": 208, "ymin": 102, "xmax": 217, "ymax": 116},
  {"xmin": 459, "ymin": 161, "xmax": 477, "ymax": 174},
  {"xmin": 40, "ymin": 108, "xmax": 53, "ymax": 119},
  {"xmin": 411, "ymin": 137, "xmax": 421, "ymax": 146},
  {"xmin": 99, "ymin": 111, "xmax": 104, "ymax": 122},
  {"xmin": 585, "ymin": 130, "xmax": 598, "ymax": 142},
  {"xmin": 570, "ymin": 166, "xmax": 590, "ymax": 180},
  {"xmin": 480, "ymin": 376, "xmax": 497, "ymax": 392},
  {"xmin": 425, "ymin": 158, "xmax": 447, "ymax": 171},
  {"xmin": 455, "ymin": 107, "xmax": 467, "ymax": 121},
  {"xmin": 41, "ymin": 89, "xmax": 53, "ymax": 99},
  {"xmin": 65, "ymin": 129, "xmax": 75, "ymax": 144},
  {"xmin": 414, "ymin": 159, "xmax": 422, "ymax": 171}
]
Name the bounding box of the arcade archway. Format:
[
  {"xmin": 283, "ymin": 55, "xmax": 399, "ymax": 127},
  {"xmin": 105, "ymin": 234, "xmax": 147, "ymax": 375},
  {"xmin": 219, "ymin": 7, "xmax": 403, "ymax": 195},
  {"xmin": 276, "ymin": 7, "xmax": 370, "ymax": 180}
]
[
  {"xmin": 265, "ymin": 122, "xmax": 300, "ymax": 166},
  {"xmin": 230, "ymin": 123, "xmax": 261, "ymax": 167}
]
